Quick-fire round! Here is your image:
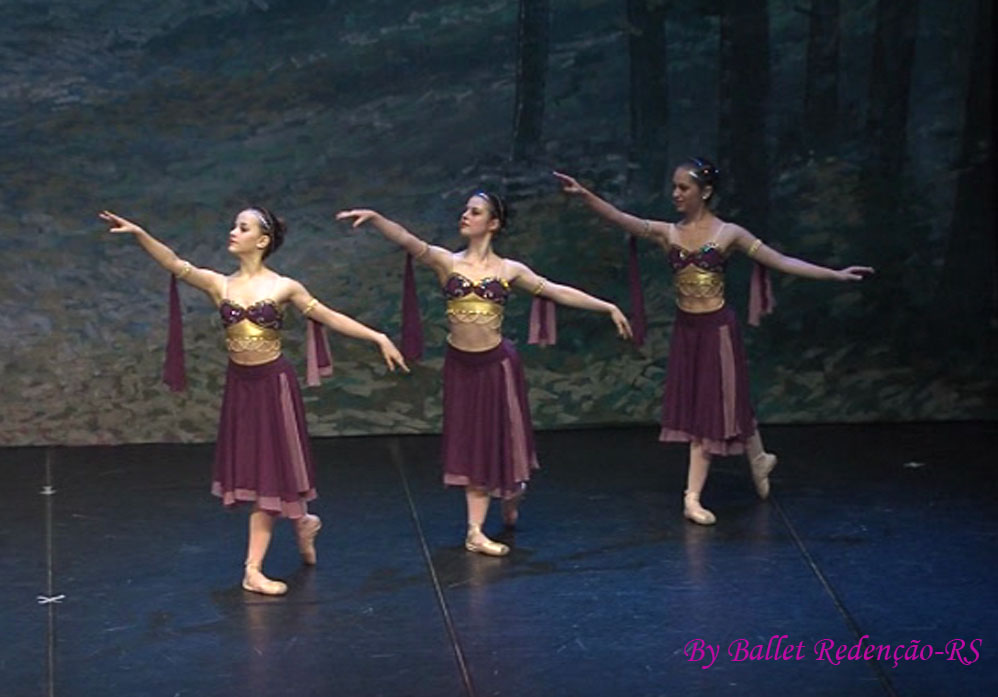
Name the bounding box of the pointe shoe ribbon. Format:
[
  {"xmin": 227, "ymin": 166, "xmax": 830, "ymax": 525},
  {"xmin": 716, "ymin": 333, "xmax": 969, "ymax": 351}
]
[
  {"xmin": 683, "ymin": 491, "xmax": 717, "ymax": 526},
  {"xmin": 296, "ymin": 514, "xmax": 322, "ymax": 566},
  {"xmin": 750, "ymin": 453, "xmax": 777, "ymax": 500},
  {"xmin": 465, "ymin": 524, "xmax": 509, "ymax": 556},
  {"xmin": 242, "ymin": 562, "xmax": 288, "ymax": 596}
]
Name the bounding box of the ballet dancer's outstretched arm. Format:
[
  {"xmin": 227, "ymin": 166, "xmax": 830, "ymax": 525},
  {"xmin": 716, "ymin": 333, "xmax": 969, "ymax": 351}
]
[
  {"xmin": 552, "ymin": 172, "xmax": 672, "ymax": 246},
  {"xmin": 284, "ymin": 278, "xmax": 408, "ymax": 372},
  {"xmin": 504, "ymin": 258, "xmax": 633, "ymax": 340},
  {"xmin": 336, "ymin": 208, "xmax": 453, "ymax": 281},
  {"xmin": 99, "ymin": 210, "xmax": 226, "ymax": 298},
  {"xmin": 726, "ymin": 224, "xmax": 875, "ymax": 281},
  {"xmin": 100, "ymin": 210, "xmax": 408, "ymax": 372}
]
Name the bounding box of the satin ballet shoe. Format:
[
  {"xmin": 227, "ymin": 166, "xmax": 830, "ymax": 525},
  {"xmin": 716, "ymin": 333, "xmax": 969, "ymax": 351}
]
[
  {"xmin": 465, "ymin": 524, "xmax": 509, "ymax": 556},
  {"xmin": 295, "ymin": 514, "xmax": 322, "ymax": 565},
  {"xmin": 750, "ymin": 452, "xmax": 778, "ymax": 500},
  {"xmin": 501, "ymin": 484, "xmax": 527, "ymax": 528},
  {"xmin": 242, "ymin": 562, "xmax": 288, "ymax": 596},
  {"xmin": 683, "ymin": 491, "xmax": 717, "ymax": 526}
]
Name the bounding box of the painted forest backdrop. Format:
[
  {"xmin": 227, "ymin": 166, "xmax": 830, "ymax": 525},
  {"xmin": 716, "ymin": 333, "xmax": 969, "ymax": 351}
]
[{"xmin": 0, "ymin": 0, "xmax": 993, "ymax": 446}]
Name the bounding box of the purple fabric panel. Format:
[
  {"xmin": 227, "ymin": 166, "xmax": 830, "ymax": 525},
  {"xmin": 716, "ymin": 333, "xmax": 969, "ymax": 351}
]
[
  {"xmin": 305, "ymin": 319, "xmax": 333, "ymax": 387},
  {"xmin": 628, "ymin": 235, "xmax": 647, "ymax": 346},
  {"xmin": 527, "ymin": 296, "xmax": 557, "ymax": 346},
  {"xmin": 163, "ymin": 275, "xmax": 186, "ymax": 392},
  {"xmin": 401, "ymin": 253, "xmax": 424, "ymax": 362},
  {"xmin": 748, "ymin": 262, "xmax": 775, "ymax": 326}
]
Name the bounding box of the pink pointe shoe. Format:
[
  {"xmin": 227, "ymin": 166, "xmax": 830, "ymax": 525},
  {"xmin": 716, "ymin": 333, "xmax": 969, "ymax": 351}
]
[
  {"xmin": 683, "ymin": 490, "xmax": 717, "ymax": 526},
  {"xmin": 464, "ymin": 524, "xmax": 509, "ymax": 556},
  {"xmin": 750, "ymin": 453, "xmax": 778, "ymax": 500},
  {"xmin": 242, "ymin": 562, "xmax": 288, "ymax": 596},
  {"xmin": 296, "ymin": 514, "xmax": 322, "ymax": 566}
]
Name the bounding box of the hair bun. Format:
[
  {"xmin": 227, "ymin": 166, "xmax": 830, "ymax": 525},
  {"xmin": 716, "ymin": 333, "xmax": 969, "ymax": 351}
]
[
  {"xmin": 251, "ymin": 205, "xmax": 286, "ymax": 258},
  {"xmin": 684, "ymin": 157, "xmax": 720, "ymax": 191}
]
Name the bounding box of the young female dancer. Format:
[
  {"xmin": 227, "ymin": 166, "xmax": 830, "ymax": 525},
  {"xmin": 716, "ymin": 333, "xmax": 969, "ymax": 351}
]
[
  {"xmin": 554, "ymin": 160, "xmax": 873, "ymax": 524},
  {"xmin": 100, "ymin": 208, "xmax": 407, "ymax": 593},
  {"xmin": 337, "ymin": 191, "xmax": 632, "ymax": 555}
]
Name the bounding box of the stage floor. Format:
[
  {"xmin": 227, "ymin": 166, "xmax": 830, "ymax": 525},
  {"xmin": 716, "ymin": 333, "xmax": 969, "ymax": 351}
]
[{"xmin": 3, "ymin": 423, "xmax": 995, "ymax": 697}]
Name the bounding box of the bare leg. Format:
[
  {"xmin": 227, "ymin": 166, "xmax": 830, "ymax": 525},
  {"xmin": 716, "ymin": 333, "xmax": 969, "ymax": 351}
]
[
  {"xmin": 683, "ymin": 441, "xmax": 716, "ymax": 525},
  {"xmin": 242, "ymin": 506, "xmax": 287, "ymax": 595},
  {"xmin": 464, "ymin": 486, "xmax": 509, "ymax": 556},
  {"xmin": 745, "ymin": 430, "xmax": 777, "ymax": 499}
]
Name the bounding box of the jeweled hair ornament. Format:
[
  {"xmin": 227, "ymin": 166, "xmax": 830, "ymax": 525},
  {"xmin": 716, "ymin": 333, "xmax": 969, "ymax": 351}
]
[
  {"xmin": 248, "ymin": 209, "xmax": 272, "ymax": 230},
  {"xmin": 473, "ymin": 190, "xmax": 507, "ymax": 227}
]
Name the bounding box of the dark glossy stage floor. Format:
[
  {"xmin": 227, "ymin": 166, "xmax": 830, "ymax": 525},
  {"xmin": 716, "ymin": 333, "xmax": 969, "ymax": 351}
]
[{"xmin": 3, "ymin": 423, "xmax": 996, "ymax": 697}]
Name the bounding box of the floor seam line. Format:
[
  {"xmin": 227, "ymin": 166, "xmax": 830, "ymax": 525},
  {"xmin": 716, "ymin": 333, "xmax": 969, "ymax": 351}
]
[
  {"xmin": 772, "ymin": 494, "xmax": 900, "ymax": 697},
  {"xmin": 389, "ymin": 438, "xmax": 477, "ymax": 697}
]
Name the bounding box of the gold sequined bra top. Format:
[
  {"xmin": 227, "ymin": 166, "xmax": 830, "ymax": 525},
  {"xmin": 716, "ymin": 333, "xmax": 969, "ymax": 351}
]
[
  {"xmin": 443, "ymin": 272, "xmax": 511, "ymax": 330},
  {"xmin": 218, "ymin": 278, "xmax": 283, "ymax": 357}
]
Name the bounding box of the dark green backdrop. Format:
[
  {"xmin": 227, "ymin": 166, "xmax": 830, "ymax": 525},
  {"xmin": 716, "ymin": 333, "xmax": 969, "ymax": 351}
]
[{"xmin": 1, "ymin": 0, "xmax": 993, "ymax": 446}]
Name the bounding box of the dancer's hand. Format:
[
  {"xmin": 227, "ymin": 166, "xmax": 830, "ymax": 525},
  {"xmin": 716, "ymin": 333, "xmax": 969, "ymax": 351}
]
[
  {"xmin": 552, "ymin": 171, "xmax": 589, "ymax": 196},
  {"xmin": 99, "ymin": 210, "xmax": 145, "ymax": 235},
  {"xmin": 834, "ymin": 266, "xmax": 875, "ymax": 281},
  {"xmin": 336, "ymin": 209, "xmax": 381, "ymax": 228},
  {"xmin": 608, "ymin": 305, "xmax": 633, "ymax": 340},
  {"xmin": 377, "ymin": 334, "xmax": 410, "ymax": 373}
]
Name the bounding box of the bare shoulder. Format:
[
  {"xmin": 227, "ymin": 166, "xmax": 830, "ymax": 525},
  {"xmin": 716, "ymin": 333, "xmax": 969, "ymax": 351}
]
[
  {"xmin": 729, "ymin": 219, "xmax": 756, "ymax": 233},
  {"xmin": 717, "ymin": 220, "xmax": 751, "ymax": 242},
  {"xmin": 650, "ymin": 220, "xmax": 674, "ymax": 247},
  {"xmin": 269, "ymin": 272, "xmax": 305, "ymax": 300},
  {"xmin": 500, "ymin": 257, "xmax": 531, "ymax": 280}
]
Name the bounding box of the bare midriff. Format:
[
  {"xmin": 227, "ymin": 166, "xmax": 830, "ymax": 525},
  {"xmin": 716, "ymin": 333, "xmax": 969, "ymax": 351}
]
[{"xmin": 446, "ymin": 319, "xmax": 503, "ymax": 352}]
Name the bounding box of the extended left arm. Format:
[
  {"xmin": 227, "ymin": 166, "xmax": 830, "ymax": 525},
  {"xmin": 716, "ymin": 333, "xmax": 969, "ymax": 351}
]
[
  {"xmin": 506, "ymin": 260, "xmax": 632, "ymax": 339},
  {"xmin": 287, "ymin": 280, "xmax": 409, "ymax": 372},
  {"xmin": 732, "ymin": 226, "xmax": 874, "ymax": 281}
]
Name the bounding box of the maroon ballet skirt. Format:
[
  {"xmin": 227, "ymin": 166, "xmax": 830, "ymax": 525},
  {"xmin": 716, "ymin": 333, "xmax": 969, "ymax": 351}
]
[
  {"xmin": 211, "ymin": 355, "xmax": 317, "ymax": 518},
  {"xmin": 659, "ymin": 306, "xmax": 757, "ymax": 455},
  {"xmin": 441, "ymin": 339, "xmax": 539, "ymax": 498}
]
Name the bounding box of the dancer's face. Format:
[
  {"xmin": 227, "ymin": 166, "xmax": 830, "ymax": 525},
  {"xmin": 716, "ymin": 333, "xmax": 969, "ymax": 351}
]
[
  {"xmin": 459, "ymin": 195, "xmax": 500, "ymax": 238},
  {"xmin": 671, "ymin": 167, "xmax": 709, "ymax": 216},
  {"xmin": 228, "ymin": 210, "xmax": 271, "ymax": 257}
]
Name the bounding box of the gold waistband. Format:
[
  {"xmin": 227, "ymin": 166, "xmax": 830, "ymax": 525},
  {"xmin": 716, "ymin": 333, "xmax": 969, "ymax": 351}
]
[
  {"xmin": 225, "ymin": 320, "xmax": 281, "ymax": 354},
  {"xmin": 674, "ymin": 265, "xmax": 725, "ymax": 299},
  {"xmin": 446, "ymin": 298, "xmax": 504, "ymax": 326}
]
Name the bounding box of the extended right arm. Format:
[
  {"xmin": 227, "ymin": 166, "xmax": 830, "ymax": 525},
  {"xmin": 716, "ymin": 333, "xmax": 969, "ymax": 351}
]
[
  {"xmin": 99, "ymin": 210, "xmax": 224, "ymax": 297},
  {"xmin": 552, "ymin": 172, "xmax": 670, "ymax": 245},
  {"xmin": 336, "ymin": 209, "xmax": 452, "ymax": 276}
]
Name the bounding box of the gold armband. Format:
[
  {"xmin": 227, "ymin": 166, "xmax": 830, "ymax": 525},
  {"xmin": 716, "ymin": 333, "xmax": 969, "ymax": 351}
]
[
  {"xmin": 413, "ymin": 241, "xmax": 430, "ymax": 259},
  {"xmin": 747, "ymin": 239, "xmax": 763, "ymax": 257},
  {"xmin": 303, "ymin": 298, "xmax": 319, "ymax": 316},
  {"xmin": 176, "ymin": 261, "xmax": 193, "ymax": 279},
  {"xmin": 531, "ymin": 278, "xmax": 547, "ymax": 295}
]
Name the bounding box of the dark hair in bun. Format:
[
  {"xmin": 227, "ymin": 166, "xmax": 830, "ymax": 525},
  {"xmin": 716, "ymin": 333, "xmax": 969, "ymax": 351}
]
[
  {"xmin": 472, "ymin": 190, "xmax": 508, "ymax": 230},
  {"xmin": 248, "ymin": 206, "xmax": 286, "ymax": 258},
  {"xmin": 682, "ymin": 157, "xmax": 720, "ymax": 200}
]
